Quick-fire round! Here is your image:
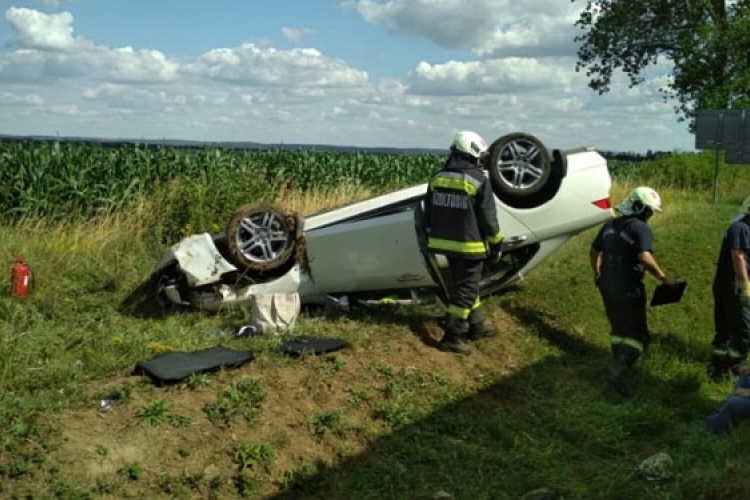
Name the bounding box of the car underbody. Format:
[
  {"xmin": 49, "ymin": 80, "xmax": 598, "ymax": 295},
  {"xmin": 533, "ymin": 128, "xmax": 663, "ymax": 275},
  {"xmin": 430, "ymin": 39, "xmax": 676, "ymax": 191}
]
[{"xmin": 151, "ymin": 133, "xmax": 614, "ymax": 311}]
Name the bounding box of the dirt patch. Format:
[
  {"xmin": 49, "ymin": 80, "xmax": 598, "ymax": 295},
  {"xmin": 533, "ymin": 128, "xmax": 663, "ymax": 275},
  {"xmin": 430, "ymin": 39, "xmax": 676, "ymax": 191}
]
[{"xmin": 52, "ymin": 309, "xmax": 529, "ymax": 497}]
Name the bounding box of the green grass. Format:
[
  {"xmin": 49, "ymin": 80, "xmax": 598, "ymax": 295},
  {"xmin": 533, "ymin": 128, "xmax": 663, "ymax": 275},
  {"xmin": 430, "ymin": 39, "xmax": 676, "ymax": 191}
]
[{"xmin": 1, "ymin": 150, "xmax": 750, "ymax": 499}]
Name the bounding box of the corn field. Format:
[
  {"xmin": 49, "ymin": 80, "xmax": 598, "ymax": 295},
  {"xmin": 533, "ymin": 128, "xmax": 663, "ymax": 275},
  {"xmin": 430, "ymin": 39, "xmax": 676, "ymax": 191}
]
[
  {"xmin": 2, "ymin": 139, "xmax": 748, "ymax": 224},
  {"xmin": 0, "ymin": 140, "xmax": 443, "ymax": 220}
]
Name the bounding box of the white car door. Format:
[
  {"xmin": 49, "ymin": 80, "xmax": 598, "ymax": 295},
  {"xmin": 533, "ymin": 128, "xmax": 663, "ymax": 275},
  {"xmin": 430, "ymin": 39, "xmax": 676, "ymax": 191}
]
[
  {"xmin": 304, "ymin": 194, "xmax": 536, "ymax": 296},
  {"xmin": 305, "ymin": 204, "xmax": 434, "ymax": 294}
]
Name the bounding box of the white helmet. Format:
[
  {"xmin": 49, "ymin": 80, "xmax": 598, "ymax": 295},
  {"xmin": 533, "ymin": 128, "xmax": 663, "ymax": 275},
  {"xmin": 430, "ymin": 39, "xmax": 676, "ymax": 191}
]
[
  {"xmin": 616, "ymin": 186, "xmax": 662, "ymax": 216},
  {"xmin": 451, "ymin": 131, "xmax": 488, "ymax": 159},
  {"xmin": 740, "ymin": 195, "xmax": 750, "ymax": 215}
]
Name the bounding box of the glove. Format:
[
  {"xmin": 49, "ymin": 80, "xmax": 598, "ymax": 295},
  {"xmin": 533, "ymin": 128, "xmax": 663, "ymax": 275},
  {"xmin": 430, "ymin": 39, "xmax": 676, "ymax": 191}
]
[
  {"xmin": 488, "ymin": 243, "xmax": 503, "ymax": 265},
  {"xmin": 738, "ymin": 281, "xmax": 750, "ymax": 307}
]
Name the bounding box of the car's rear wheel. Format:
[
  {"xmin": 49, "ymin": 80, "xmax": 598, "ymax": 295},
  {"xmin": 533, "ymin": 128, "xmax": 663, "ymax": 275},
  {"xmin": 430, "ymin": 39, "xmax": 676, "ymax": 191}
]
[
  {"xmin": 487, "ymin": 132, "xmax": 562, "ymax": 208},
  {"xmin": 225, "ymin": 202, "xmax": 298, "ymax": 272}
]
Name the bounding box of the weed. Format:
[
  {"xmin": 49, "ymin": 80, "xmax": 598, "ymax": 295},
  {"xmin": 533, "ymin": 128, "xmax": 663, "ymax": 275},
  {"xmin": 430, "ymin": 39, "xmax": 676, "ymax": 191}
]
[
  {"xmin": 233, "ymin": 441, "xmax": 276, "ymax": 471},
  {"xmin": 186, "ymin": 372, "xmax": 212, "ymax": 390},
  {"xmin": 167, "ymin": 414, "xmax": 191, "ymax": 428},
  {"xmin": 136, "ymin": 399, "xmax": 169, "ymax": 427},
  {"xmin": 208, "ymin": 473, "xmax": 229, "ymax": 499},
  {"xmin": 0, "ymin": 395, "xmax": 57, "ymax": 480},
  {"xmin": 279, "ymin": 460, "xmax": 318, "ymax": 491},
  {"xmin": 157, "ymin": 472, "xmax": 189, "ymax": 496},
  {"xmin": 119, "ymin": 462, "xmax": 142, "ymax": 481},
  {"xmin": 93, "ymin": 477, "xmax": 116, "ymax": 495},
  {"xmin": 234, "ymin": 471, "xmax": 255, "ymax": 498},
  {"xmin": 316, "ymin": 353, "xmax": 346, "ymax": 374},
  {"xmin": 96, "ymin": 381, "xmax": 134, "ymax": 402},
  {"xmin": 52, "ymin": 480, "xmax": 93, "ymax": 500},
  {"xmin": 347, "ymin": 389, "xmax": 373, "ymax": 408},
  {"xmin": 1, "ymin": 461, "xmax": 29, "ymax": 479},
  {"xmin": 308, "ymin": 410, "xmax": 343, "ymax": 438},
  {"xmin": 383, "ymin": 377, "xmax": 413, "ymax": 401},
  {"xmin": 181, "ymin": 471, "xmax": 205, "ymax": 490},
  {"xmin": 94, "ymin": 445, "xmax": 108, "ymax": 457},
  {"xmin": 204, "ymin": 377, "xmax": 266, "ymax": 427},
  {"xmin": 373, "ymin": 402, "xmax": 418, "ymax": 428}
]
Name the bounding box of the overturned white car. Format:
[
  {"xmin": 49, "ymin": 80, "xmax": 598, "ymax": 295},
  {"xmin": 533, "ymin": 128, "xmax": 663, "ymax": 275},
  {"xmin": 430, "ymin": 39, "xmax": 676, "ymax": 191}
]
[{"xmin": 152, "ymin": 133, "xmax": 613, "ymax": 310}]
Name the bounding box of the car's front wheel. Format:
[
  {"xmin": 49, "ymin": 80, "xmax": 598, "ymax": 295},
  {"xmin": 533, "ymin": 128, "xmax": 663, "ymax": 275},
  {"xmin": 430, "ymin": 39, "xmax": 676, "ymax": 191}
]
[
  {"xmin": 225, "ymin": 202, "xmax": 298, "ymax": 272},
  {"xmin": 487, "ymin": 132, "xmax": 563, "ymax": 208}
]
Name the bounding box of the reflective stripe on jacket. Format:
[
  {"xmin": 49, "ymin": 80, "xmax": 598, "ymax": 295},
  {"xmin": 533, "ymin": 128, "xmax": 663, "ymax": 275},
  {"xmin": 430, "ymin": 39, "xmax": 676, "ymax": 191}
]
[{"xmin": 423, "ymin": 155, "xmax": 503, "ymax": 260}]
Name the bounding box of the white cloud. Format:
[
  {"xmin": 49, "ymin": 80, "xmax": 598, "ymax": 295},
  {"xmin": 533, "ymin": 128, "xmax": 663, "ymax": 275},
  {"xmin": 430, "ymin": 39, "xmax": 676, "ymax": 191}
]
[
  {"xmin": 48, "ymin": 103, "xmax": 96, "ymax": 117},
  {"xmin": 343, "ymin": 0, "xmax": 494, "ymax": 49},
  {"xmin": 5, "ymin": 7, "xmax": 93, "ymax": 52},
  {"xmin": 407, "ymin": 58, "xmax": 574, "ymax": 95},
  {"xmin": 281, "ymin": 26, "xmax": 315, "ymax": 43},
  {"xmin": 106, "ymin": 47, "xmax": 180, "ymax": 82},
  {"xmin": 343, "ymin": 0, "xmax": 581, "ymax": 58},
  {"xmin": 186, "ymin": 43, "xmax": 369, "ymax": 89},
  {"xmin": 0, "ymin": 9, "xmax": 180, "ymax": 84},
  {"xmin": 81, "ymin": 83, "xmax": 217, "ymax": 111},
  {"xmin": 0, "ymin": 91, "xmax": 44, "ymax": 106},
  {"xmin": 474, "ymin": 14, "xmax": 579, "ymax": 58}
]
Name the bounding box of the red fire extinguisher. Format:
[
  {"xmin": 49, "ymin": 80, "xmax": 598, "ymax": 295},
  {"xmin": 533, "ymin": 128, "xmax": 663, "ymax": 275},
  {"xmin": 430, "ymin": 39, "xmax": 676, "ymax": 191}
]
[{"xmin": 11, "ymin": 253, "xmax": 31, "ymax": 299}]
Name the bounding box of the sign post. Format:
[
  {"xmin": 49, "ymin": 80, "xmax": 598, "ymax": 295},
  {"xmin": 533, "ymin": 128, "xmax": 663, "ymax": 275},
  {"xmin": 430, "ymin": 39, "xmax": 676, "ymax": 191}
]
[{"xmin": 695, "ymin": 109, "xmax": 748, "ymax": 204}]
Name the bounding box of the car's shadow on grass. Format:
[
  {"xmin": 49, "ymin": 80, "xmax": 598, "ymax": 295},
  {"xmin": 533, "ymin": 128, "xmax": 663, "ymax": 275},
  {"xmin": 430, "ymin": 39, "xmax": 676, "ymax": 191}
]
[
  {"xmin": 266, "ymin": 303, "xmax": 726, "ymax": 500},
  {"xmin": 118, "ymin": 277, "xmax": 182, "ymax": 319}
]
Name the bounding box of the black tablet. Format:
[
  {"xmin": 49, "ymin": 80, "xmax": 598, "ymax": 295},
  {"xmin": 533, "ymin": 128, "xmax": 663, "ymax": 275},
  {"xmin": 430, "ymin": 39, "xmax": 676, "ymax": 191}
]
[{"xmin": 651, "ymin": 281, "xmax": 688, "ymax": 307}]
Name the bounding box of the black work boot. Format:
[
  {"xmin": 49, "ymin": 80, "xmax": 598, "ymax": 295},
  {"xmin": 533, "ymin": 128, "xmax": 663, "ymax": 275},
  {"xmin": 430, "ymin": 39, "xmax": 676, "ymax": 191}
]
[
  {"xmin": 467, "ymin": 321, "xmax": 499, "ymax": 340},
  {"xmin": 607, "ymin": 357, "xmax": 631, "ymax": 398},
  {"xmin": 606, "ymin": 346, "xmax": 640, "ymax": 398},
  {"xmin": 707, "ymin": 354, "xmax": 731, "ymax": 382},
  {"xmin": 438, "ymin": 316, "xmax": 470, "ymax": 355},
  {"xmin": 466, "ymin": 309, "xmax": 498, "ymax": 340},
  {"xmin": 438, "ymin": 334, "xmax": 471, "ymax": 354}
]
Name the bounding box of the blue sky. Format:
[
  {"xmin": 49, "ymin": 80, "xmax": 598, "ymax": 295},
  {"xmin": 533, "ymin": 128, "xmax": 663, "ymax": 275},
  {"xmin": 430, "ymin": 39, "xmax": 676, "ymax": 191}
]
[{"xmin": 0, "ymin": 0, "xmax": 696, "ymax": 153}]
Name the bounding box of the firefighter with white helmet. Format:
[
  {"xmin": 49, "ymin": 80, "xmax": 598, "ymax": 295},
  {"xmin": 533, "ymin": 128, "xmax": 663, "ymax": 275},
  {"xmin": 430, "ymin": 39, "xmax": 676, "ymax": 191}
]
[
  {"xmin": 423, "ymin": 130, "xmax": 505, "ymax": 354},
  {"xmin": 589, "ymin": 186, "xmax": 677, "ymax": 397},
  {"xmin": 708, "ymin": 195, "xmax": 750, "ymax": 380}
]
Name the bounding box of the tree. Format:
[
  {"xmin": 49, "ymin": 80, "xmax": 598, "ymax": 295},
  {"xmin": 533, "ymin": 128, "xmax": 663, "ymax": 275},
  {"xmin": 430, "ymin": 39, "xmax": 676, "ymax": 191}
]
[{"xmin": 572, "ymin": 0, "xmax": 750, "ymax": 129}]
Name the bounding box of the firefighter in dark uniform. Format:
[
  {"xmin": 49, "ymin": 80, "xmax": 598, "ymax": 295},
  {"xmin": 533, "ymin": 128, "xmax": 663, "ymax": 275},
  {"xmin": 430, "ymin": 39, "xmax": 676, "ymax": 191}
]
[
  {"xmin": 590, "ymin": 186, "xmax": 676, "ymax": 397},
  {"xmin": 423, "ymin": 131, "xmax": 505, "ymax": 355},
  {"xmin": 708, "ymin": 196, "xmax": 750, "ymax": 380}
]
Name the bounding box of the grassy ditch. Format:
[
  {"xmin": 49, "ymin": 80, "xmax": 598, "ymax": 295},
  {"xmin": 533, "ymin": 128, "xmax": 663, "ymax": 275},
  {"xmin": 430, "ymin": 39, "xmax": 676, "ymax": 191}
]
[{"xmin": 0, "ymin": 163, "xmax": 750, "ymax": 498}]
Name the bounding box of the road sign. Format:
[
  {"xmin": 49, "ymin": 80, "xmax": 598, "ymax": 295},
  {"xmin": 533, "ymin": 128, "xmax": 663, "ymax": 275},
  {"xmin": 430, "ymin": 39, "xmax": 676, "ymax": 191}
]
[
  {"xmin": 695, "ymin": 109, "xmax": 747, "ymax": 156},
  {"xmin": 694, "ymin": 108, "xmax": 750, "ymax": 203},
  {"xmin": 724, "ymin": 145, "xmax": 750, "ymax": 164}
]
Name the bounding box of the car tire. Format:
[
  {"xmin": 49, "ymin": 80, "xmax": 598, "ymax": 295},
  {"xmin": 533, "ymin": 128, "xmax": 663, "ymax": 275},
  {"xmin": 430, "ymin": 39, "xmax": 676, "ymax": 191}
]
[
  {"xmin": 225, "ymin": 202, "xmax": 298, "ymax": 272},
  {"xmin": 487, "ymin": 132, "xmax": 563, "ymax": 208}
]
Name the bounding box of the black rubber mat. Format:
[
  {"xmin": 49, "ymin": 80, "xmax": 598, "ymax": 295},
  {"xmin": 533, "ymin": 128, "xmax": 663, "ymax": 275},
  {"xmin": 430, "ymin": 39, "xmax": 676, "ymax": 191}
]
[
  {"xmin": 280, "ymin": 336, "xmax": 350, "ymax": 356},
  {"xmin": 133, "ymin": 346, "xmax": 254, "ymax": 384}
]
